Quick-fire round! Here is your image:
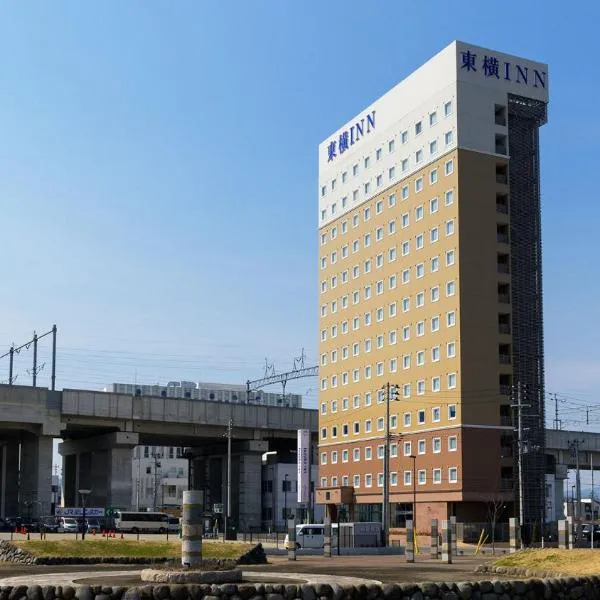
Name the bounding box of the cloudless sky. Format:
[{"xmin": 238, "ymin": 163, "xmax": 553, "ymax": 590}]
[{"xmin": 0, "ymin": 1, "xmax": 598, "ymax": 435}]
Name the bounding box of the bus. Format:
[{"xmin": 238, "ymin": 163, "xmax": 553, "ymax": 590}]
[{"xmin": 113, "ymin": 511, "xmax": 169, "ymax": 533}]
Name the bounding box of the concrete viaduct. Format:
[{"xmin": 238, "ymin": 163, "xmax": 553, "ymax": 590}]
[
  {"xmin": 0, "ymin": 383, "xmax": 597, "ymax": 527},
  {"xmin": 0, "ymin": 384, "xmax": 317, "ymax": 530}
]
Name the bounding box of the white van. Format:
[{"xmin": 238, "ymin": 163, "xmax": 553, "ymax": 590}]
[{"xmin": 284, "ymin": 524, "xmax": 324, "ymax": 549}]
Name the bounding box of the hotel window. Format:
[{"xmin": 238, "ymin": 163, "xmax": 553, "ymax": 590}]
[
  {"xmin": 376, "ymin": 148, "xmax": 382, "ymax": 160},
  {"xmin": 447, "ymin": 311, "xmax": 456, "ymax": 327},
  {"xmin": 331, "ymin": 203, "xmax": 338, "ymax": 215},
  {"xmin": 404, "ymin": 471, "xmax": 412, "ymax": 486},
  {"xmin": 320, "ymin": 329, "xmax": 326, "ymax": 341},
  {"xmin": 404, "ymin": 440, "xmax": 412, "ymax": 456},
  {"xmin": 389, "ymin": 220, "xmax": 396, "ymax": 235},
  {"xmin": 353, "ymin": 189, "xmax": 359, "ymax": 202},
  {"xmin": 364, "ymin": 182, "xmax": 370, "ymax": 194},
  {"xmin": 389, "ymin": 302, "xmax": 397, "ymax": 318},
  {"xmin": 430, "ymin": 141, "xmax": 438, "ymax": 157},
  {"xmin": 352, "ymin": 240, "xmax": 359, "ymax": 254},
  {"xmin": 389, "ymin": 193, "xmax": 396, "ymax": 207},
  {"xmin": 376, "ymin": 361, "xmax": 384, "ymax": 376},
  {"xmin": 321, "ymin": 427, "xmax": 327, "ymax": 439},
  {"xmin": 342, "ymin": 345, "xmax": 349, "ymax": 359},
  {"xmin": 401, "ymin": 183, "xmax": 409, "ymax": 198},
  {"xmin": 431, "ymin": 316, "xmax": 440, "ymax": 332},
  {"xmin": 432, "ymin": 377, "xmax": 441, "ymax": 393},
  {"xmin": 353, "ymin": 394, "xmax": 360, "ymax": 408},
  {"xmin": 365, "ymin": 365, "xmax": 372, "ymax": 379},
  {"xmin": 321, "ymin": 186, "xmax": 326, "ymax": 197},
  {"xmin": 376, "ymin": 308, "xmax": 384, "ymax": 322},
  {"xmin": 429, "ymin": 111, "xmax": 437, "ymax": 126},
  {"xmin": 331, "ymin": 374, "xmax": 337, "ymax": 387},
  {"xmin": 389, "ymin": 167, "xmax": 396, "ymax": 180},
  {"xmin": 353, "ymin": 474, "xmax": 360, "ymax": 488},
  {"xmin": 320, "ymin": 477, "xmax": 327, "ymax": 487},
  {"xmin": 389, "ymin": 139, "xmax": 396, "ymax": 153},
  {"xmin": 447, "ymin": 341, "xmax": 456, "ymax": 358},
  {"xmin": 430, "ymin": 227, "xmax": 439, "ymax": 243},
  {"xmin": 444, "ymin": 101, "xmax": 452, "ymax": 116},
  {"xmin": 403, "ymin": 383, "xmax": 411, "ymax": 398},
  {"xmin": 415, "ymin": 121, "xmax": 422, "ymax": 135},
  {"xmin": 342, "ymin": 450, "xmax": 349, "ymax": 463},
  {"xmin": 430, "ymin": 166, "xmax": 438, "ymax": 182},
  {"xmin": 448, "ymin": 436, "xmax": 458, "ymax": 451},
  {"xmin": 365, "ymin": 392, "xmax": 372, "ymax": 406},
  {"xmin": 416, "ymin": 263, "xmax": 425, "ymax": 279},
  {"xmin": 401, "ymin": 130, "xmax": 408, "ymax": 144},
  {"xmin": 389, "ymin": 274, "xmax": 397, "ymax": 288},
  {"xmin": 430, "ymin": 197, "xmax": 439, "ymax": 213},
  {"xmin": 418, "ymin": 470, "xmax": 426, "ymax": 485},
  {"xmin": 418, "ymin": 439, "xmax": 426, "ymax": 455},
  {"xmin": 448, "ymin": 468, "xmax": 458, "ymax": 483},
  {"xmin": 320, "ymin": 402, "xmax": 326, "ymax": 415},
  {"xmin": 416, "ymin": 321, "xmax": 425, "ymax": 336},
  {"xmin": 445, "ymin": 160, "xmax": 454, "ymax": 175},
  {"xmin": 331, "ymin": 451, "xmax": 338, "ymax": 464},
  {"xmin": 364, "ymin": 156, "xmax": 371, "ymax": 169},
  {"xmin": 364, "ymin": 258, "xmax": 371, "ymax": 272},
  {"xmin": 389, "ymin": 330, "xmax": 397, "ymax": 345},
  {"xmin": 341, "ymin": 370, "xmax": 348, "ymax": 383},
  {"xmin": 446, "ymin": 281, "xmax": 456, "ymax": 297},
  {"xmin": 402, "ymin": 268, "xmax": 410, "ymax": 283},
  {"xmin": 341, "ymin": 321, "xmax": 348, "ymax": 334},
  {"xmin": 448, "ymin": 404, "xmax": 457, "ymax": 419},
  {"xmin": 352, "ymin": 316, "xmax": 359, "ymax": 330},
  {"xmin": 402, "ymin": 297, "xmax": 410, "ymax": 312},
  {"xmin": 402, "ymin": 241, "xmax": 410, "ymax": 256},
  {"xmin": 432, "ymin": 407, "xmax": 441, "ymax": 422},
  {"xmin": 402, "ymin": 326, "xmax": 410, "ymax": 341},
  {"xmin": 331, "ymin": 299, "xmax": 337, "ymax": 312},
  {"xmin": 341, "ymin": 245, "xmax": 348, "ymax": 259},
  {"xmin": 446, "ymin": 250, "xmax": 455, "ymax": 266},
  {"xmin": 391, "ymin": 472, "xmax": 398, "ymax": 486},
  {"xmin": 321, "ymin": 209, "xmax": 326, "ymax": 222},
  {"xmin": 376, "ymin": 199, "xmax": 383, "ymax": 214},
  {"xmin": 376, "ymin": 227, "xmax": 383, "ymax": 242},
  {"xmin": 352, "ymin": 342, "xmax": 359, "ymax": 356},
  {"xmin": 320, "ymin": 257, "xmax": 327, "ymax": 269},
  {"xmin": 376, "ymin": 334, "xmax": 384, "ymax": 349},
  {"xmin": 431, "ymin": 256, "xmax": 440, "ymax": 272},
  {"xmin": 433, "ymin": 468, "xmax": 442, "ymax": 484},
  {"xmin": 365, "ymin": 339, "xmax": 371, "ymax": 352},
  {"xmin": 352, "ymin": 291, "xmax": 360, "ymax": 304},
  {"xmin": 445, "ymin": 189, "xmax": 454, "ymax": 205},
  {"xmin": 342, "ymin": 423, "xmax": 349, "ymax": 435},
  {"xmin": 331, "ymin": 324, "xmax": 338, "ymax": 337},
  {"xmin": 446, "ymin": 219, "xmax": 455, "ymax": 236},
  {"xmin": 390, "ymin": 358, "xmax": 397, "ymax": 373},
  {"xmin": 403, "ymin": 354, "xmax": 410, "ymax": 369},
  {"xmin": 376, "ymin": 255, "xmax": 383, "ymax": 270},
  {"xmin": 417, "ymin": 380, "xmax": 425, "ymax": 395},
  {"xmin": 321, "ymin": 452, "xmax": 327, "ymax": 465},
  {"xmin": 416, "ymin": 291, "xmax": 425, "ymax": 307},
  {"xmin": 445, "ymin": 131, "xmax": 453, "ymax": 146},
  {"xmin": 403, "ymin": 413, "xmax": 411, "ymax": 428},
  {"xmin": 376, "ymin": 174, "xmax": 383, "ymax": 187},
  {"xmin": 364, "ymin": 312, "xmax": 372, "ymax": 326},
  {"xmin": 402, "ymin": 213, "xmax": 410, "ymax": 228},
  {"xmin": 416, "ymin": 350, "xmax": 425, "ymax": 366},
  {"xmin": 377, "ymin": 473, "xmax": 384, "ymax": 487},
  {"xmin": 342, "ymin": 171, "xmax": 348, "ymax": 183},
  {"xmin": 431, "ymin": 346, "xmax": 440, "ymax": 362},
  {"xmin": 331, "ymin": 275, "xmax": 337, "ymax": 288},
  {"xmin": 447, "ymin": 373, "xmax": 458, "ymax": 390},
  {"xmin": 365, "ymin": 419, "xmax": 372, "ymax": 434},
  {"xmin": 431, "ymin": 286, "xmax": 440, "ymax": 302},
  {"xmin": 320, "ymin": 233, "xmax": 327, "ymax": 246},
  {"xmin": 364, "ymin": 206, "xmax": 371, "ymax": 221},
  {"xmin": 418, "ymin": 408, "xmax": 426, "ymax": 423},
  {"xmin": 377, "ymin": 417, "xmax": 385, "ymax": 431},
  {"xmin": 416, "ymin": 234, "xmax": 424, "ymax": 249},
  {"xmin": 352, "ymin": 369, "xmax": 359, "ymax": 382},
  {"xmin": 365, "ymin": 474, "xmax": 373, "ymax": 488},
  {"xmin": 331, "ymin": 226, "xmax": 337, "ymax": 239},
  {"xmin": 364, "ymin": 234, "xmax": 371, "ymax": 249},
  {"xmin": 365, "ymin": 446, "xmax": 372, "ymax": 459},
  {"xmin": 353, "ymin": 164, "xmax": 359, "ymax": 176},
  {"xmin": 415, "ymin": 150, "xmax": 423, "ymax": 164}
]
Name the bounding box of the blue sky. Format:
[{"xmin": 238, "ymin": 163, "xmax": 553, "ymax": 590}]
[{"xmin": 0, "ymin": 1, "xmax": 598, "ymax": 431}]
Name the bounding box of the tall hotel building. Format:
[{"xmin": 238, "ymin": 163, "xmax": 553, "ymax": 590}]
[{"xmin": 317, "ymin": 41, "xmax": 548, "ymax": 526}]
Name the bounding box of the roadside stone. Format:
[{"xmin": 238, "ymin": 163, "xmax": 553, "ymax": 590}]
[
  {"xmin": 26, "ymin": 586, "xmax": 43, "ymax": 600},
  {"xmin": 456, "ymin": 583, "xmax": 472, "ymax": 600},
  {"xmin": 187, "ymin": 586, "xmax": 204, "ymax": 600},
  {"xmin": 152, "ymin": 587, "xmax": 171, "ymax": 600},
  {"xmin": 9, "ymin": 587, "xmax": 28, "ymax": 600},
  {"xmin": 122, "ymin": 589, "xmax": 141, "ymax": 600},
  {"xmin": 409, "ymin": 592, "xmax": 422, "ymax": 600},
  {"xmin": 421, "ymin": 583, "xmax": 438, "ymax": 598},
  {"xmin": 110, "ymin": 588, "xmax": 127, "ymax": 600},
  {"xmin": 382, "ymin": 585, "xmax": 400, "ymax": 600},
  {"xmin": 301, "ymin": 586, "xmax": 316, "ymax": 600},
  {"xmin": 237, "ymin": 587, "xmax": 256, "ymax": 600},
  {"xmin": 267, "ymin": 594, "xmax": 284, "ymax": 600}
]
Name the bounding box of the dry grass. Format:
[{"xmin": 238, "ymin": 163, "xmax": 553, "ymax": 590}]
[
  {"xmin": 493, "ymin": 549, "xmax": 600, "ymax": 576},
  {"xmin": 13, "ymin": 540, "xmax": 253, "ymax": 559}
]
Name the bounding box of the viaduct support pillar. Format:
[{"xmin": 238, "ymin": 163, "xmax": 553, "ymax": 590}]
[{"xmin": 20, "ymin": 433, "xmax": 53, "ymax": 517}]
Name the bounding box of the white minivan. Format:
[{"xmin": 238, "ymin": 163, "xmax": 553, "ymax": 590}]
[{"xmin": 284, "ymin": 524, "xmax": 324, "ymax": 549}]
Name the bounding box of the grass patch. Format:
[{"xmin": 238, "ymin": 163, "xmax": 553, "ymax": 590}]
[
  {"xmin": 493, "ymin": 549, "xmax": 600, "ymax": 576},
  {"xmin": 13, "ymin": 540, "xmax": 253, "ymax": 560}
]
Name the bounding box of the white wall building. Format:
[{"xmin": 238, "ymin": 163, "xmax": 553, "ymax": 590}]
[{"xmin": 107, "ymin": 380, "xmax": 302, "ymax": 408}]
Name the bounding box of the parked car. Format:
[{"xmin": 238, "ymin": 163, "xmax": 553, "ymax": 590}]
[
  {"xmin": 40, "ymin": 517, "xmax": 61, "ymax": 533},
  {"xmin": 57, "ymin": 517, "xmax": 79, "ymax": 533},
  {"xmin": 580, "ymin": 524, "xmax": 600, "ymax": 543},
  {"xmin": 86, "ymin": 518, "xmax": 103, "ymax": 533}
]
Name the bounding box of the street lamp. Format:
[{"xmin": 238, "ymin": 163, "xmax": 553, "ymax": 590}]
[
  {"xmin": 381, "ymin": 382, "xmax": 399, "ymax": 546},
  {"xmin": 283, "ymin": 474, "xmax": 289, "ymax": 530},
  {"xmin": 410, "ymin": 454, "xmax": 416, "ymax": 556},
  {"xmin": 78, "ymin": 489, "xmax": 91, "ymax": 540}
]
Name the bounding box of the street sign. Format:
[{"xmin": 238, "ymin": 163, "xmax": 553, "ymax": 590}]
[
  {"xmin": 213, "ymin": 503, "xmax": 223, "ymax": 514},
  {"xmin": 55, "ymin": 507, "xmax": 105, "ymax": 517}
]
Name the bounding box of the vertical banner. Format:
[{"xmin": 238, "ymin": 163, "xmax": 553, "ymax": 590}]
[{"xmin": 297, "ymin": 429, "xmax": 310, "ymax": 504}]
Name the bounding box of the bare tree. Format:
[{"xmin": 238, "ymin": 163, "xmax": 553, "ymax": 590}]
[{"xmin": 487, "ymin": 496, "xmax": 505, "ymax": 555}]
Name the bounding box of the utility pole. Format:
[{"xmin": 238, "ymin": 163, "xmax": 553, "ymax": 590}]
[
  {"xmin": 32, "ymin": 332, "xmax": 38, "ymax": 387},
  {"xmin": 223, "ymin": 418, "xmax": 232, "ymax": 540},
  {"xmin": 553, "ymin": 393, "xmax": 561, "ymax": 430},
  {"xmin": 381, "ymin": 382, "xmax": 398, "ymax": 547},
  {"xmin": 568, "ymin": 439, "xmax": 584, "ymax": 526},
  {"xmin": 512, "ymin": 381, "xmax": 530, "ymax": 546},
  {"xmin": 152, "ymin": 450, "xmax": 162, "ymax": 511}
]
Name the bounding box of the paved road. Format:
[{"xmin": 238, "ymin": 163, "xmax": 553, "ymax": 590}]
[{"xmin": 0, "ymin": 555, "xmax": 501, "ymax": 586}]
